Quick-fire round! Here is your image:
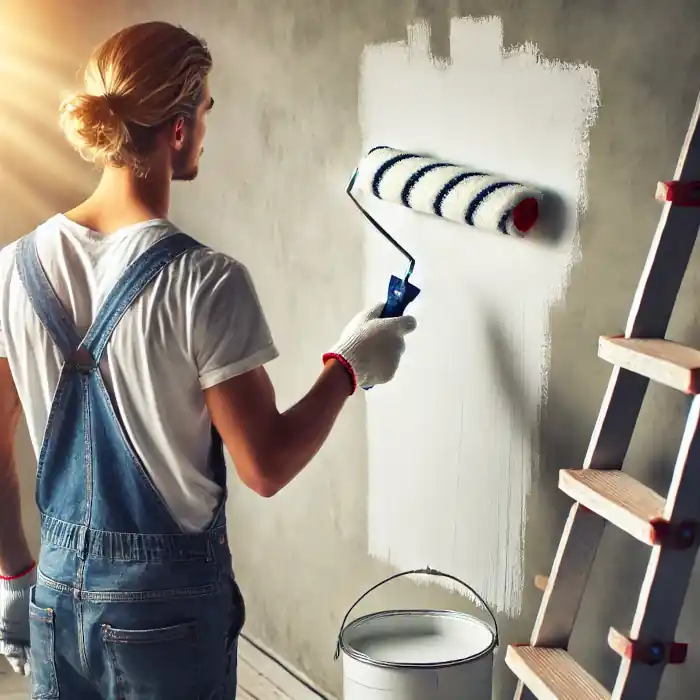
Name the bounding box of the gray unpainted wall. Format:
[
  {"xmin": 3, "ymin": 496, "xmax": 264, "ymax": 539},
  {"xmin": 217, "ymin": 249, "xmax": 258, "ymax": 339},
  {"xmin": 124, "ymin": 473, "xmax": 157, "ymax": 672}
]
[{"xmin": 4, "ymin": 1, "xmax": 700, "ymax": 698}]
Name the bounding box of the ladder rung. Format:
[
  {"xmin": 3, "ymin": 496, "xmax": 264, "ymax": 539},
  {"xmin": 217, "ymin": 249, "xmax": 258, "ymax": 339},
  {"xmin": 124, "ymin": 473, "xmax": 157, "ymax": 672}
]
[
  {"xmin": 559, "ymin": 470, "xmax": 665, "ymax": 545},
  {"xmin": 506, "ymin": 646, "xmax": 610, "ymax": 700},
  {"xmin": 598, "ymin": 336, "xmax": 700, "ymax": 393}
]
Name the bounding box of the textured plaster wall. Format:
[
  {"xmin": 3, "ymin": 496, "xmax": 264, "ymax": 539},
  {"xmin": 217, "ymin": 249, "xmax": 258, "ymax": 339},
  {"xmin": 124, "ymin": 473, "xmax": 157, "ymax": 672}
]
[{"xmin": 3, "ymin": 1, "xmax": 700, "ymax": 698}]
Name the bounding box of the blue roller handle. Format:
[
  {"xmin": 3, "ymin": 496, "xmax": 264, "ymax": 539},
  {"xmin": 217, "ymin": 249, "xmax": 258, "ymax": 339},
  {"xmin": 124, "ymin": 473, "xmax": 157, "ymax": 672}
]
[
  {"xmin": 381, "ymin": 274, "xmax": 421, "ymax": 318},
  {"xmin": 363, "ymin": 275, "xmax": 420, "ymax": 391}
]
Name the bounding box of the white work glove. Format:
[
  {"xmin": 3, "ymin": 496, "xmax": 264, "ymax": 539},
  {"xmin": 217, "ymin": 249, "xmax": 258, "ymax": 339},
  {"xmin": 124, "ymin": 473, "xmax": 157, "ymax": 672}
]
[
  {"xmin": 323, "ymin": 302, "xmax": 417, "ymax": 392},
  {"xmin": 0, "ymin": 564, "xmax": 36, "ymax": 676}
]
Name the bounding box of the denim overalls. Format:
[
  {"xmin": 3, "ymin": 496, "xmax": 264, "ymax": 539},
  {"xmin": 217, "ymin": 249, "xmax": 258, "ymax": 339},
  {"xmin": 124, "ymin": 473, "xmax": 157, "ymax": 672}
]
[{"xmin": 16, "ymin": 231, "xmax": 244, "ymax": 699}]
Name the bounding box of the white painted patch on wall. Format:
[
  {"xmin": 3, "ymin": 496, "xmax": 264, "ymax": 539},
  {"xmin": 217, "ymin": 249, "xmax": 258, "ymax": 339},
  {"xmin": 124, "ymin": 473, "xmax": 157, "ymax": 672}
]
[{"xmin": 358, "ymin": 16, "xmax": 599, "ymax": 616}]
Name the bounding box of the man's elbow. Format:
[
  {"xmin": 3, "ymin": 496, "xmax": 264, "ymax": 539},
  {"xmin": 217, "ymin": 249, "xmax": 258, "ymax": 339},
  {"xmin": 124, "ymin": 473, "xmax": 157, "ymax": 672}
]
[
  {"xmin": 223, "ymin": 429, "xmax": 291, "ymax": 498},
  {"xmin": 250, "ymin": 475, "xmax": 281, "ymax": 499},
  {"xmin": 239, "ymin": 458, "xmax": 285, "ymax": 498}
]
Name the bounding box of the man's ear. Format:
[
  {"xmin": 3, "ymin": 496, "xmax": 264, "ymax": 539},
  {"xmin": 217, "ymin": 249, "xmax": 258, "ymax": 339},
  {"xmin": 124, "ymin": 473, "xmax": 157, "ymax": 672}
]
[{"xmin": 170, "ymin": 115, "xmax": 187, "ymax": 151}]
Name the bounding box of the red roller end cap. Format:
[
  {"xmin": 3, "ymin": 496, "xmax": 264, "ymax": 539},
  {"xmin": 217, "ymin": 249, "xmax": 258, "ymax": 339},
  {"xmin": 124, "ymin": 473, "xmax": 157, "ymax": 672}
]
[{"xmin": 512, "ymin": 197, "xmax": 539, "ymax": 234}]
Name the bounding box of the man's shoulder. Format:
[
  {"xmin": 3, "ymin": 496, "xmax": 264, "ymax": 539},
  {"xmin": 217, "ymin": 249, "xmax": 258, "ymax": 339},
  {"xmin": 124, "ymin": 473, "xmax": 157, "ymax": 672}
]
[
  {"xmin": 170, "ymin": 239, "xmax": 263, "ymax": 319},
  {"xmin": 165, "ymin": 237, "xmax": 261, "ymax": 310},
  {"xmin": 173, "ymin": 233, "xmax": 249, "ymax": 280}
]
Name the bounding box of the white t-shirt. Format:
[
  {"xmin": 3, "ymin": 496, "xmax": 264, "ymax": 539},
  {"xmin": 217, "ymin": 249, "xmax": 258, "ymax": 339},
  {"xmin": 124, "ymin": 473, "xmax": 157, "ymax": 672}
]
[{"xmin": 0, "ymin": 215, "xmax": 278, "ymax": 533}]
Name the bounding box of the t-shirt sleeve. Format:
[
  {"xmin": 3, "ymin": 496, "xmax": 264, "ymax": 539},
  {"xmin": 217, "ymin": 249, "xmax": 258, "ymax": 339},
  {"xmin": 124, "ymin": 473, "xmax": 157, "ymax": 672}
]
[
  {"xmin": 192, "ymin": 256, "xmax": 279, "ymax": 389},
  {"xmin": 0, "ymin": 244, "xmax": 15, "ymax": 359}
]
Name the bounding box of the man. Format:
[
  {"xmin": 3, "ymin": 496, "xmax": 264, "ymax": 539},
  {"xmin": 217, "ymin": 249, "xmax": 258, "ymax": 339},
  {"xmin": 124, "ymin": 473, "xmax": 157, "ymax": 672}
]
[{"xmin": 0, "ymin": 21, "xmax": 416, "ymax": 699}]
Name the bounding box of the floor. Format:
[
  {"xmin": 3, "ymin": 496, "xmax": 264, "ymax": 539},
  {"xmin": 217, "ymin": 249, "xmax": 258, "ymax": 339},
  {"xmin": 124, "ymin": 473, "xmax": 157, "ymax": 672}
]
[{"xmin": 0, "ymin": 637, "xmax": 326, "ymax": 700}]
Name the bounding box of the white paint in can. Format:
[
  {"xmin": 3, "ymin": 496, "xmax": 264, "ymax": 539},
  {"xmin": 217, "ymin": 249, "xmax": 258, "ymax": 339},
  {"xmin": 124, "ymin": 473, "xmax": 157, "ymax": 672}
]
[{"xmin": 337, "ymin": 570, "xmax": 497, "ymax": 699}]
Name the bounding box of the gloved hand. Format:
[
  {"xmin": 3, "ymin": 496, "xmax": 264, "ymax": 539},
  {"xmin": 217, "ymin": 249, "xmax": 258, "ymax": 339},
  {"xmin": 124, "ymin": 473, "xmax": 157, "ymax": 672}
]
[
  {"xmin": 0, "ymin": 563, "xmax": 36, "ymax": 676},
  {"xmin": 323, "ymin": 302, "xmax": 417, "ymax": 392}
]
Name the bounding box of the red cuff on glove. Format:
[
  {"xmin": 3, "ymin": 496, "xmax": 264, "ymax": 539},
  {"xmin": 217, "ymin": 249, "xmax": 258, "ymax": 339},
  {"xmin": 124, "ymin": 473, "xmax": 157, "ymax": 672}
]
[
  {"xmin": 322, "ymin": 353, "xmax": 357, "ymax": 395},
  {"xmin": 0, "ymin": 562, "xmax": 36, "ymax": 581}
]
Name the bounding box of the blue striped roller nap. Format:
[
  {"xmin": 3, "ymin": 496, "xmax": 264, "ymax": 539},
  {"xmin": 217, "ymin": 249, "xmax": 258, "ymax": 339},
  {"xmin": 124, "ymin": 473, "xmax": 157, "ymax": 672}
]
[{"xmin": 355, "ymin": 146, "xmax": 541, "ymax": 237}]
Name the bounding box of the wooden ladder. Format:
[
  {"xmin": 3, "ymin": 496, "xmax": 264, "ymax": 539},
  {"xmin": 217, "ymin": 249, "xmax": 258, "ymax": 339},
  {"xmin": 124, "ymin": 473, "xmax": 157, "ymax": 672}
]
[{"xmin": 505, "ymin": 91, "xmax": 700, "ymax": 700}]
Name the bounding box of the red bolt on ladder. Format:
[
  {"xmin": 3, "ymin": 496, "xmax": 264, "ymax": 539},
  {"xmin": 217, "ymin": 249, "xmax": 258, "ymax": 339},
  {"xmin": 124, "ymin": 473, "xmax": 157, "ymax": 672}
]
[
  {"xmin": 655, "ymin": 181, "xmax": 700, "ymax": 206},
  {"xmin": 649, "ymin": 518, "xmax": 697, "ymax": 549},
  {"xmin": 607, "ymin": 628, "xmax": 688, "ymax": 666},
  {"xmin": 505, "ymin": 91, "xmax": 700, "ymax": 700}
]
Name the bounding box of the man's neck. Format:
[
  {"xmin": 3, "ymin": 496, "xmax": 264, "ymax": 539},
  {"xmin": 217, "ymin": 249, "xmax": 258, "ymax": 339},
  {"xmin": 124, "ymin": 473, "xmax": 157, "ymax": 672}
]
[{"xmin": 65, "ymin": 165, "xmax": 172, "ymax": 235}]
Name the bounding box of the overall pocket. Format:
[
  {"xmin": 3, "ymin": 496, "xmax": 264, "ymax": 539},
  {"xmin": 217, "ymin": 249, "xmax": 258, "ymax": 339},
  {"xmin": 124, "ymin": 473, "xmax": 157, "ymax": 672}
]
[
  {"xmin": 28, "ymin": 589, "xmax": 59, "ymax": 700},
  {"xmin": 102, "ymin": 620, "xmax": 200, "ymax": 700}
]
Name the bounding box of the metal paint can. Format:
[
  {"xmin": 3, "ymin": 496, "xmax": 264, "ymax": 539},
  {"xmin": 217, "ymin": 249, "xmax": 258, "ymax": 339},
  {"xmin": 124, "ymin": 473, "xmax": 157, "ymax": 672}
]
[{"xmin": 335, "ymin": 568, "xmax": 497, "ymax": 700}]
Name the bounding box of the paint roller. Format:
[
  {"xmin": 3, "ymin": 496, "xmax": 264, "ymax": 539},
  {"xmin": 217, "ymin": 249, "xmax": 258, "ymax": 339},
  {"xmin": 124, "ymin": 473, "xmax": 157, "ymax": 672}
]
[{"xmin": 347, "ymin": 145, "xmax": 542, "ymax": 318}]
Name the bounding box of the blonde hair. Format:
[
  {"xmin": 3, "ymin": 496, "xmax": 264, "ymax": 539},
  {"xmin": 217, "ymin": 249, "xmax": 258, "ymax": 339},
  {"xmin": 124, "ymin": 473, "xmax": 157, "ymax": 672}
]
[{"xmin": 59, "ymin": 22, "xmax": 212, "ymax": 175}]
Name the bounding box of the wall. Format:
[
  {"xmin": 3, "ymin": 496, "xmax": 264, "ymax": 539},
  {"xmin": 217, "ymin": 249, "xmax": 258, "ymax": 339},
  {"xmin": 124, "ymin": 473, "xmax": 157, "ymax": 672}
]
[
  {"xmin": 3, "ymin": 1, "xmax": 700, "ymax": 698},
  {"xmin": 359, "ymin": 16, "xmax": 599, "ymax": 619}
]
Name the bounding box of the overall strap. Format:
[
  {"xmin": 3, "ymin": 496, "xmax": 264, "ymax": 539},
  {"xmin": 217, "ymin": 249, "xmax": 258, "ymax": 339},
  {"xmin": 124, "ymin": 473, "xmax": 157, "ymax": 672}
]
[
  {"xmin": 81, "ymin": 233, "xmax": 202, "ymax": 363},
  {"xmin": 15, "ymin": 233, "xmax": 83, "ymax": 360}
]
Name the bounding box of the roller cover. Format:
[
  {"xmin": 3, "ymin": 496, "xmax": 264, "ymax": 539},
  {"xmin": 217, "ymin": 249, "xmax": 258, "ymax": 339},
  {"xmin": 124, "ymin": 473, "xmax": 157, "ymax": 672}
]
[{"xmin": 355, "ymin": 146, "xmax": 541, "ymax": 237}]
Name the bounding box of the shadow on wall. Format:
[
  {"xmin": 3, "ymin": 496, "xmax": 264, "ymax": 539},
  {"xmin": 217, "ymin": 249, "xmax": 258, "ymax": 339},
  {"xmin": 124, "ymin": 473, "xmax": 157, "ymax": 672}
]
[
  {"xmin": 535, "ymin": 190, "xmax": 569, "ymax": 246},
  {"xmin": 14, "ymin": 419, "xmax": 39, "ymax": 560}
]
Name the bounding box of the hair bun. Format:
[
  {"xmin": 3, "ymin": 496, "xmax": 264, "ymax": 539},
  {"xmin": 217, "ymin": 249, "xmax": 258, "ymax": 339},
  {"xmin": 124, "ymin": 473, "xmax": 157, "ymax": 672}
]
[{"xmin": 59, "ymin": 91, "xmax": 129, "ymax": 165}]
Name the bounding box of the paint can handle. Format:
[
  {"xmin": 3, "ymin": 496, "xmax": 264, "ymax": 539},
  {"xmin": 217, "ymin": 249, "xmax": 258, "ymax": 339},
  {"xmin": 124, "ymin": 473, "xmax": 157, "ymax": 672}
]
[{"xmin": 334, "ymin": 567, "xmax": 499, "ymax": 661}]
